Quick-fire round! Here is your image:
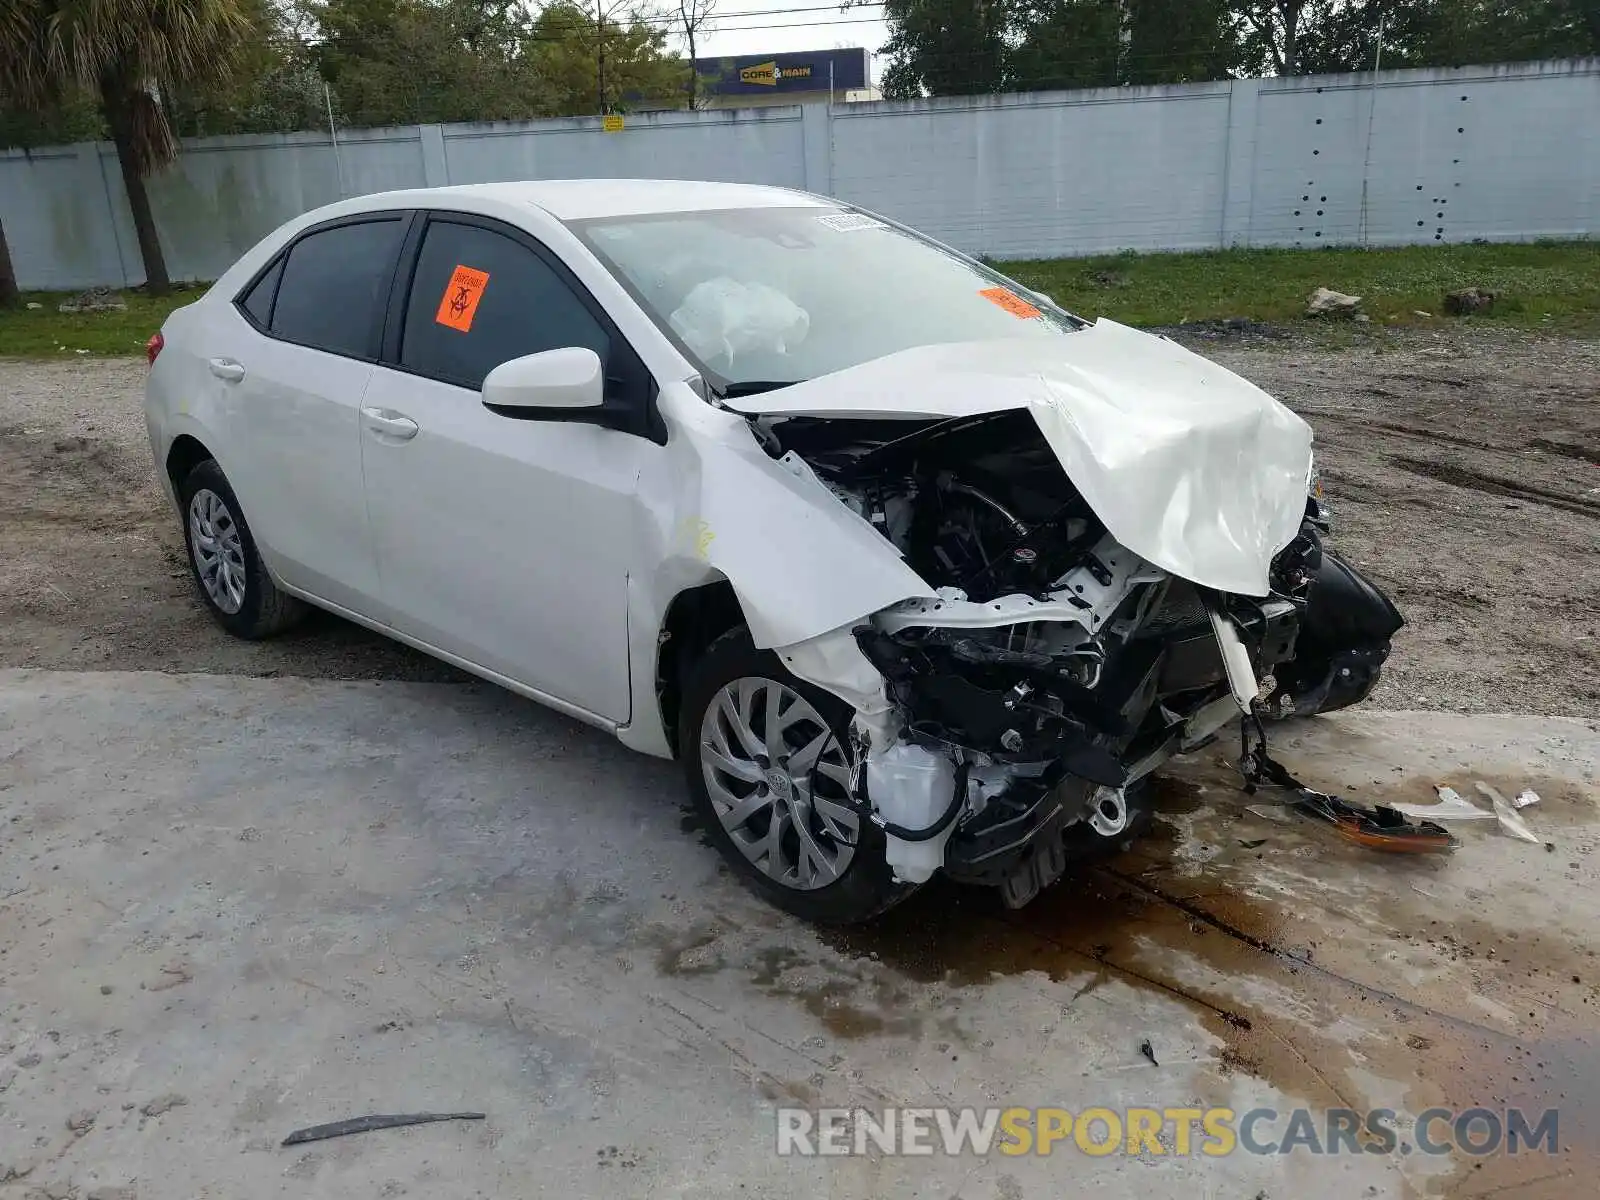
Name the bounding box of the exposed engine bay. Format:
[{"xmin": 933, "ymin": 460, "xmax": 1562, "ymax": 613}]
[{"xmin": 755, "ymin": 408, "xmax": 1402, "ymax": 908}]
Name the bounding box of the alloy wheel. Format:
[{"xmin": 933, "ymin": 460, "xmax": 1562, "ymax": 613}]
[
  {"xmin": 699, "ymin": 677, "xmax": 860, "ymax": 890},
  {"xmin": 188, "ymin": 488, "xmax": 247, "ymax": 615}
]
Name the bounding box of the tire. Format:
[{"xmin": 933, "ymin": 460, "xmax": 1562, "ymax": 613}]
[
  {"xmin": 178, "ymin": 459, "xmax": 307, "ymax": 639},
  {"xmin": 678, "ymin": 629, "xmax": 916, "ymax": 925}
]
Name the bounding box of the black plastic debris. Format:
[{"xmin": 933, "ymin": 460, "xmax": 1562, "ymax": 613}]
[
  {"xmin": 1239, "ymin": 720, "xmax": 1455, "ymax": 854},
  {"xmin": 281, "ymin": 1112, "xmax": 486, "ymax": 1146}
]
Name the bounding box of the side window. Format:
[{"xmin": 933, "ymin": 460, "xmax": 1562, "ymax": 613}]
[
  {"xmin": 399, "ymin": 220, "xmax": 610, "ymax": 391},
  {"xmin": 238, "ymin": 256, "xmax": 283, "ymax": 328},
  {"xmin": 269, "ymin": 218, "xmax": 404, "ymax": 358}
]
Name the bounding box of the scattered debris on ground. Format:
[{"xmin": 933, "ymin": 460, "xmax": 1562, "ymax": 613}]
[
  {"xmin": 1391, "ymin": 785, "xmax": 1495, "ymax": 821},
  {"xmin": 1476, "ymin": 781, "xmax": 1543, "ymax": 844},
  {"xmin": 1305, "ymin": 287, "xmax": 1362, "ymax": 318},
  {"xmin": 280, "ymin": 1112, "xmax": 487, "ymax": 1146},
  {"xmin": 1242, "ymin": 737, "xmax": 1455, "ymax": 854},
  {"xmin": 1150, "ymin": 317, "xmax": 1293, "ymax": 341},
  {"xmin": 55, "ymin": 287, "xmax": 127, "ymax": 314},
  {"xmin": 1443, "ymin": 287, "xmax": 1496, "ymax": 315}
]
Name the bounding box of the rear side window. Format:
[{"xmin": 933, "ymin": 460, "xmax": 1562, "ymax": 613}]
[
  {"xmin": 399, "ymin": 220, "xmax": 609, "ymax": 390},
  {"xmin": 238, "ymin": 256, "xmax": 283, "ymax": 328},
  {"xmin": 269, "ymin": 218, "xmax": 404, "ymax": 358}
]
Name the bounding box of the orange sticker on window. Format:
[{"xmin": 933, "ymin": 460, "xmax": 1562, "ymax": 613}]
[
  {"xmin": 435, "ymin": 265, "xmax": 490, "ymax": 332},
  {"xmin": 978, "ymin": 286, "xmax": 1042, "ymax": 319}
]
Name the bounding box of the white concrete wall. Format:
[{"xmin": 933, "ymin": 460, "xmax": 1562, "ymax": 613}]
[{"xmin": 2, "ymin": 58, "xmax": 1595, "ymax": 290}]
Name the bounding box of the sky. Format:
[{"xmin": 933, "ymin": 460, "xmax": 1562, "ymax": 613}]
[{"xmin": 686, "ymin": 1, "xmax": 891, "ymax": 86}]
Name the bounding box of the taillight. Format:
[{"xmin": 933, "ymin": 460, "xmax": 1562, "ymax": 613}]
[{"xmin": 146, "ymin": 331, "xmax": 164, "ymax": 366}]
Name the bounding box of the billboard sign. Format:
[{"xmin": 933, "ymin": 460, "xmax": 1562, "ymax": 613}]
[{"xmin": 697, "ymin": 47, "xmax": 868, "ymax": 97}]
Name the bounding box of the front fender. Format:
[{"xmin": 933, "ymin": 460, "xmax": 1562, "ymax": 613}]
[
  {"xmin": 617, "ymin": 389, "xmax": 936, "ymax": 757},
  {"xmin": 649, "ymin": 404, "xmax": 936, "ymax": 651}
]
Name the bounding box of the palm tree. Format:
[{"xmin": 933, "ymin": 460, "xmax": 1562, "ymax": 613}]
[
  {"xmin": 0, "ymin": 0, "xmax": 253, "ymax": 293},
  {"xmin": 0, "ymin": 218, "xmax": 18, "ymax": 307}
]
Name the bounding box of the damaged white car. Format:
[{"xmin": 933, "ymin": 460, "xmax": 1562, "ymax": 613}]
[{"xmin": 144, "ymin": 180, "xmax": 1403, "ymax": 923}]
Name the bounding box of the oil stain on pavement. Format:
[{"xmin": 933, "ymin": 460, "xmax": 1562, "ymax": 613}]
[{"xmin": 661, "ymin": 715, "xmax": 1600, "ymax": 1198}]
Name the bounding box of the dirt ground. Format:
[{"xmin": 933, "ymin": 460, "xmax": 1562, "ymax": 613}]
[{"xmin": 1, "ymin": 327, "xmax": 1597, "ymax": 715}]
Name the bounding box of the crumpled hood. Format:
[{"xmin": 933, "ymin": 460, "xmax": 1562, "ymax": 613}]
[{"xmin": 723, "ymin": 319, "xmax": 1313, "ymax": 597}]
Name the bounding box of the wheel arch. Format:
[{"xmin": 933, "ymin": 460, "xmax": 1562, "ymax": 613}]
[
  {"xmin": 165, "ymin": 434, "xmax": 215, "ymax": 498},
  {"xmin": 655, "ymin": 576, "xmax": 749, "ymax": 758}
]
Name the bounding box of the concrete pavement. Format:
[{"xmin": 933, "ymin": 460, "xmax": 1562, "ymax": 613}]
[{"xmin": 1, "ymin": 669, "xmax": 1596, "ymax": 1198}]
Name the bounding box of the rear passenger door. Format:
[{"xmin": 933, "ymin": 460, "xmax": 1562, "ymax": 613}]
[
  {"xmin": 223, "ymin": 214, "xmax": 406, "ymax": 614},
  {"xmin": 359, "ymin": 213, "xmax": 656, "ymax": 722}
]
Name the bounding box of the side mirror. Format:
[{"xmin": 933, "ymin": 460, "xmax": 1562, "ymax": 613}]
[{"xmin": 482, "ymin": 347, "xmax": 604, "ymax": 413}]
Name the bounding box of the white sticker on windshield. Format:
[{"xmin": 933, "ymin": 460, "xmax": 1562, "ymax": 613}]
[{"xmin": 816, "ymin": 212, "xmax": 888, "ymax": 232}]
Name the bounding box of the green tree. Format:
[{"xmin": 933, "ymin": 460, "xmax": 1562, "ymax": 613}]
[
  {"xmin": 1125, "ymin": 0, "xmax": 1241, "ymax": 83},
  {"xmin": 678, "ymin": 0, "xmax": 718, "ymax": 109},
  {"xmin": 0, "ymin": 87, "xmax": 104, "ymax": 147},
  {"xmin": 0, "ymin": 0, "xmax": 254, "ymax": 292},
  {"xmin": 1237, "ymin": 1, "xmax": 1600, "ymax": 76},
  {"xmin": 311, "ymin": 0, "xmax": 539, "ymax": 125},
  {"xmin": 1009, "ymin": 0, "xmax": 1123, "ymax": 91},
  {"xmin": 1231, "ymin": 0, "xmax": 1330, "ymax": 74},
  {"xmin": 164, "ymin": 0, "xmax": 332, "ymax": 136},
  {"xmin": 1420, "ymin": 0, "xmax": 1600, "ymax": 63},
  {"xmin": 308, "ymin": 0, "xmax": 678, "ymax": 124},
  {"xmin": 876, "ymin": 0, "xmax": 1010, "ymax": 98},
  {"xmin": 522, "ymin": 2, "xmax": 683, "ymax": 115}
]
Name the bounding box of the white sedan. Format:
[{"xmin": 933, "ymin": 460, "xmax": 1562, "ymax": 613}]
[{"xmin": 145, "ymin": 180, "xmax": 1402, "ymax": 923}]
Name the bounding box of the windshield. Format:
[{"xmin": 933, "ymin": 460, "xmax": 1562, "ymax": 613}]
[{"xmin": 568, "ymin": 206, "xmax": 1083, "ymax": 393}]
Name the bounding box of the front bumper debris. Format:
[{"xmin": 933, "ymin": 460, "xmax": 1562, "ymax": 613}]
[{"xmin": 1240, "ymin": 722, "xmax": 1456, "ymax": 854}]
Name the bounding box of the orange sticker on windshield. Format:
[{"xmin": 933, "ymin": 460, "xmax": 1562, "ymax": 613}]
[
  {"xmin": 978, "ymin": 286, "xmax": 1042, "ymax": 319},
  {"xmin": 435, "ymin": 265, "xmax": 490, "ymax": 332}
]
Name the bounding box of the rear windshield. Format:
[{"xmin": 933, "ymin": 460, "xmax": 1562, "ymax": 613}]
[{"xmin": 568, "ymin": 206, "xmax": 1082, "ymax": 393}]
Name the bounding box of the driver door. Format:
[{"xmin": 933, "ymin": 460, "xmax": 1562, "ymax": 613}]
[{"xmin": 358, "ymin": 213, "xmax": 657, "ymax": 722}]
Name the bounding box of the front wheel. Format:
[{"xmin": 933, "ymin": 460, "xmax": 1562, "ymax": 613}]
[{"xmin": 678, "ymin": 630, "xmax": 916, "ymax": 925}]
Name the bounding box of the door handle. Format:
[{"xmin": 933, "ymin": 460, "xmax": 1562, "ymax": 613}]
[
  {"xmin": 361, "ymin": 406, "xmax": 419, "ymax": 441},
  {"xmin": 208, "ymin": 358, "xmax": 245, "ymax": 382}
]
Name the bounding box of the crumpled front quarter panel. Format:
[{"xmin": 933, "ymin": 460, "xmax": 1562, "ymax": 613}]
[{"xmin": 643, "ymin": 401, "xmax": 937, "ymax": 650}]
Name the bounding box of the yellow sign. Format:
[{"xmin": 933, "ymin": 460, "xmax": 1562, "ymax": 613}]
[
  {"xmin": 602, "ymin": 114, "xmax": 624, "ymax": 133},
  {"xmin": 738, "ymin": 61, "xmax": 813, "ymax": 86}
]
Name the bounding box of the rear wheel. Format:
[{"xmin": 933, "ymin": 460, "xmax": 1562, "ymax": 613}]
[
  {"xmin": 679, "ymin": 630, "xmax": 915, "ymax": 925},
  {"xmin": 178, "ymin": 459, "xmax": 306, "ymax": 639}
]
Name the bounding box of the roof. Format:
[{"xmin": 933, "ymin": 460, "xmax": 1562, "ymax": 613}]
[{"xmin": 420, "ymin": 179, "xmax": 836, "ymax": 221}]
